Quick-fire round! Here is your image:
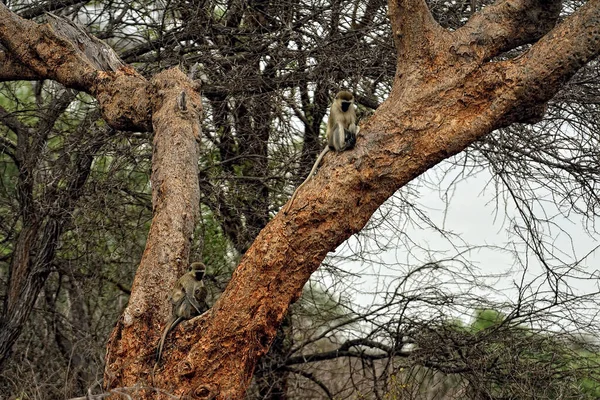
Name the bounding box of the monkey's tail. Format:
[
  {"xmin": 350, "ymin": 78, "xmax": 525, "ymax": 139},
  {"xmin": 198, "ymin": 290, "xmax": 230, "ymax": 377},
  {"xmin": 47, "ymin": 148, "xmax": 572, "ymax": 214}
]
[
  {"xmin": 284, "ymin": 147, "xmax": 330, "ymax": 214},
  {"xmin": 156, "ymin": 316, "xmax": 182, "ymax": 364}
]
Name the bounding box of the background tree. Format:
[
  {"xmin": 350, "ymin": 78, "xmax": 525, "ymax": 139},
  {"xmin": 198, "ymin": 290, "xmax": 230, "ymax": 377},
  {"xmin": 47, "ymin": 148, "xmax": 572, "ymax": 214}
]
[{"xmin": 0, "ymin": 0, "xmax": 599, "ymax": 399}]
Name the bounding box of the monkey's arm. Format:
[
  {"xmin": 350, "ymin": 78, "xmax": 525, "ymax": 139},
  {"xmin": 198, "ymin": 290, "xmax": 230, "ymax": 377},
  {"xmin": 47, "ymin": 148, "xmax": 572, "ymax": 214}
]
[
  {"xmin": 284, "ymin": 146, "xmax": 330, "ymax": 214},
  {"xmin": 186, "ymin": 288, "xmax": 208, "ymax": 315}
]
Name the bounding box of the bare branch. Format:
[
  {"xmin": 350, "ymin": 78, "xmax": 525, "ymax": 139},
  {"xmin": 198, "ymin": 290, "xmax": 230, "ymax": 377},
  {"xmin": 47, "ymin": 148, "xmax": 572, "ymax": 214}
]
[
  {"xmin": 0, "ymin": 104, "xmax": 32, "ymax": 136},
  {"xmin": 283, "ymin": 367, "xmax": 334, "ymax": 400},
  {"xmin": 0, "ymin": 5, "xmax": 151, "ymax": 131},
  {"xmin": 17, "ymin": 0, "xmax": 86, "ymax": 20},
  {"xmin": 286, "ymin": 338, "xmax": 410, "ymax": 365}
]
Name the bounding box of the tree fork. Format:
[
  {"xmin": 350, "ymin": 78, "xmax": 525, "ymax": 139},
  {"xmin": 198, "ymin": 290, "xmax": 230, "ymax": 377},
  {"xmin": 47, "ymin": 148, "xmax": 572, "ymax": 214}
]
[{"xmin": 132, "ymin": 1, "xmax": 600, "ymax": 398}]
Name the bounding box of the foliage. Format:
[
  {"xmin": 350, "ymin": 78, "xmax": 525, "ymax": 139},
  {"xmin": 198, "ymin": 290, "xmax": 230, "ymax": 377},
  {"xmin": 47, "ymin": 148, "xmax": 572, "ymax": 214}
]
[{"xmin": 384, "ymin": 308, "xmax": 600, "ymax": 399}]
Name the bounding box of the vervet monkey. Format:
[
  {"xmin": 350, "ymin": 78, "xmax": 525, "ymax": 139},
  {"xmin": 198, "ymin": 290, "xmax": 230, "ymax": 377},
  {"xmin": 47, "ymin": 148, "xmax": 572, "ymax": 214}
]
[
  {"xmin": 284, "ymin": 91, "xmax": 359, "ymax": 213},
  {"xmin": 156, "ymin": 262, "xmax": 208, "ymax": 363}
]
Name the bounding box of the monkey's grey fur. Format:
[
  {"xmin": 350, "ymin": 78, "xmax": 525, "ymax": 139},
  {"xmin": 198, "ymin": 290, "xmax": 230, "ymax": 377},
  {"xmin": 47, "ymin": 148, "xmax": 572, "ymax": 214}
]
[
  {"xmin": 285, "ymin": 91, "xmax": 359, "ymax": 213},
  {"xmin": 155, "ymin": 262, "xmax": 208, "ymax": 363}
]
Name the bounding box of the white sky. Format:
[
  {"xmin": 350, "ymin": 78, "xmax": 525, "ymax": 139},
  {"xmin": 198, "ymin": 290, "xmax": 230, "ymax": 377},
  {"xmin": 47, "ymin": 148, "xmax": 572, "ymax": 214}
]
[{"xmin": 314, "ymin": 159, "xmax": 600, "ymax": 331}]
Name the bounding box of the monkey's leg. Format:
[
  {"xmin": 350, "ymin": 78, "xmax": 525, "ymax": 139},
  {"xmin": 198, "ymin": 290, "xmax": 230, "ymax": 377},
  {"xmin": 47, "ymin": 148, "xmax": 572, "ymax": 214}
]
[{"xmin": 335, "ymin": 123, "xmax": 347, "ymax": 149}]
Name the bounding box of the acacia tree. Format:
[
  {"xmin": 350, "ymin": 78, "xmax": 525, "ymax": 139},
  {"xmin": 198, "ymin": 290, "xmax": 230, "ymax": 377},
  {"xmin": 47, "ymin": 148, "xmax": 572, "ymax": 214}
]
[{"xmin": 0, "ymin": 0, "xmax": 600, "ymax": 399}]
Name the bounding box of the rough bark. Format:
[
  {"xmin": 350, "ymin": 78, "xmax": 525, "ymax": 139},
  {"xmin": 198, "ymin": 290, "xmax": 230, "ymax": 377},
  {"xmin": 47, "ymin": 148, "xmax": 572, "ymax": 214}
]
[
  {"xmin": 142, "ymin": 1, "xmax": 600, "ymax": 398},
  {"xmin": 104, "ymin": 68, "xmax": 203, "ymax": 389},
  {"xmin": 1, "ymin": 1, "xmax": 599, "ymax": 399},
  {"xmin": 0, "ymin": 3, "xmax": 151, "ymax": 132},
  {"xmin": 0, "ymin": 51, "xmax": 39, "ymax": 80}
]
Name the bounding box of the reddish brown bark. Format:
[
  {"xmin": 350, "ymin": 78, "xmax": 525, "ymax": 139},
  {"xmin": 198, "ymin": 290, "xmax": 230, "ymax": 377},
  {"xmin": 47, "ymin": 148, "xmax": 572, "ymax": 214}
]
[
  {"xmin": 103, "ymin": 68, "xmax": 203, "ymax": 389},
  {"xmin": 1, "ymin": 1, "xmax": 600, "ymax": 399},
  {"xmin": 145, "ymin": 1, "xmax": 600, "ymax": 399}
]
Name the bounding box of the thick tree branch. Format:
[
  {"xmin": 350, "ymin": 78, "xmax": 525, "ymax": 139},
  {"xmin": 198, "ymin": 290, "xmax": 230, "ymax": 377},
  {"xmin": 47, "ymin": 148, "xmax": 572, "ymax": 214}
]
[
  {"xmin": 387, "ymin": 0, "xmax": 445, "ymax": 59},
  {"xmin": 506, "ymin": 0, "xmax": 600, "ymax": 109},
  {"xmin": 0, "ymin": 5, "xmax": 152, "ymax": 131},
  {"xmin": 453, "ymin": 0, "xmax": 562, "ymax": 62},
  {"xmin": 0, "ymin": 51, "xmax": 40, "ymax": 81},
  {"xmin": 104, "ymin": 68, "xmax": 203, "ymax": 388},
  {"xmin": 44, "ymin": 13, "xmax": 125, "ymax": 72},
  {"xmin": 0, "ymin": 4, "xmax": 97, "ymax": 90}
]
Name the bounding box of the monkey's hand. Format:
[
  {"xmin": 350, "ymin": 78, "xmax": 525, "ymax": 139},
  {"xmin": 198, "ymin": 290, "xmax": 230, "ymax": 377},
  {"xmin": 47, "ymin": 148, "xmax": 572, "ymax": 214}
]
[
  {"xmin": 187, "ymin": 295, "xmax": 206, "ymax": 315},
  {"xmin": 186, "ymin": 284, "xmax": 209, "ymax": 316},
  {"xmin": 343, "ymin": 128, "xmax": 357, "ymax": 150}
]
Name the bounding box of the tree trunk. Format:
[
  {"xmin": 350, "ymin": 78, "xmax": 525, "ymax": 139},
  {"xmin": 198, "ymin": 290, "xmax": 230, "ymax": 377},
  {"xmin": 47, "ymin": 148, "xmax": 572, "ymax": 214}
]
[{"xmin": 103, "ymin": 68, "xmax": 203, "ymax": 389}]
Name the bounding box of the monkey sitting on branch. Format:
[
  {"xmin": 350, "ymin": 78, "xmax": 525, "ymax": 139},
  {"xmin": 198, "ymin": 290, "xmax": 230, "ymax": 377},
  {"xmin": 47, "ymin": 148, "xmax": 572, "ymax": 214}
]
[
  {"xmin": 284, "ymin": 90, "xmax": 359, "ymax": 214},
  {"xmin": 155, "ymin": 262, "xmax": 209, "ymax": 364}
]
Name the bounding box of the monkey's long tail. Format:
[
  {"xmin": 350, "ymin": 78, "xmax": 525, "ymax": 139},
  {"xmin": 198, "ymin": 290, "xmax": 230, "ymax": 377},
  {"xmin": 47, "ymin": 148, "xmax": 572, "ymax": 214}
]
[
  {"xmin": 284, "ymin": 147, "xmax": 330, "ymax": 214},
  {"xmin": 156, "ymin": 316, "xmax": 183, "ymax": 364}
]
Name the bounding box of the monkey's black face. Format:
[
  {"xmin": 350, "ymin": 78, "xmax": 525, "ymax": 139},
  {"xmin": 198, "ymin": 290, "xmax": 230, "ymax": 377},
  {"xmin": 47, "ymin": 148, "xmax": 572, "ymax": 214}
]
[
  {"xmin": 341, "ymin": 101, "xmax": 351, "ymax": 112},
  {"xmin": 193, "ymin": 270, "xmax": 205, "ymax": 280}
]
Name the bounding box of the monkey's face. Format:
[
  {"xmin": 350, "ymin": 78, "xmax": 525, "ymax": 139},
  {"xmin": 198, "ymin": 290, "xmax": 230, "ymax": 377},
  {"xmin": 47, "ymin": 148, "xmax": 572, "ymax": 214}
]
[
  {"xmin": 193, "ymin": 269, "xmax": 205, "ymax": 280},
  {"xmin": 340, "ymin": 101, "xmax": 352, "ymax": 112}
]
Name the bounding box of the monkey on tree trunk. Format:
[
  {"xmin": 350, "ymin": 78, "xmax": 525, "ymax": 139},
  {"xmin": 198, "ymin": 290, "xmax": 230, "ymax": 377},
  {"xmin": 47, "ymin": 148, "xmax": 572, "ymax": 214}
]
[{"xmin": 155, "ymin": 262, "xmax": 209, "ymax": 364}]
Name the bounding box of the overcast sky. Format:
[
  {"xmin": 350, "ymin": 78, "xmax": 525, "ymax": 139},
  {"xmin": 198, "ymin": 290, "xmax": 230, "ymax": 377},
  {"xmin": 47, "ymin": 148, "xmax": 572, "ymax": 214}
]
[{"xmin": 315, "ymin": 159, "xmax": 600, "ymax": 330}]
